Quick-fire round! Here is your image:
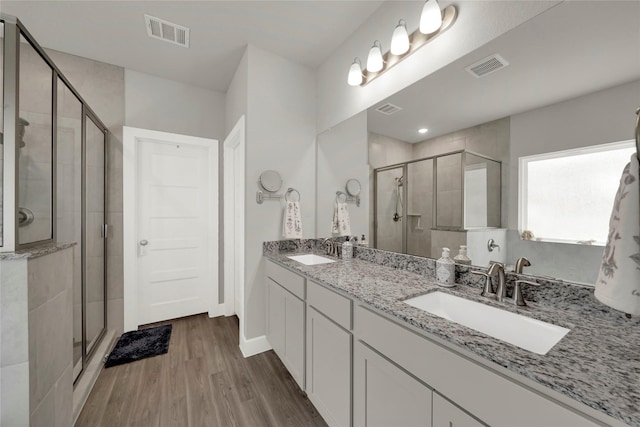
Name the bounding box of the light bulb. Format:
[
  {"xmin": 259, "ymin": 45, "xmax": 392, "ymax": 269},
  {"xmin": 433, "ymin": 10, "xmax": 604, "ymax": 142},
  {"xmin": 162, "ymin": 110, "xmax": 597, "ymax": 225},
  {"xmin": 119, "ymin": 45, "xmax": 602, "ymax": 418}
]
[
  {"xmin": 390, "ymin": 19, "xmax": 410, "ymax": 55},
  {"xmin": 420, "ymin": 0, "xmax": 442, "ymax": 34},
  {"xmin": 366, "ymin": 40, "xmax": 384, "ymax": 73},
  {"xmin": 347, "ymin": 58, "xmax": 363, "ymax": 86},
  {"xmin": 418, "ymin": 128, "xmax": 428, "ymax": 134}
]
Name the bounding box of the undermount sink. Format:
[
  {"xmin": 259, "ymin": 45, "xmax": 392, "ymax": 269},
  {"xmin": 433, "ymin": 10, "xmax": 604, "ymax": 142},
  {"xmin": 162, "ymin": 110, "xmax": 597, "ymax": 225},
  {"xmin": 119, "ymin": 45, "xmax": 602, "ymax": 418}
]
[
  {"xmin": 404, "ymin": 292, "xmax": 570, "ymax": 355},
  {"xmin": 287, "ymin": 254, "xmax": 336, "ymax": 266}
]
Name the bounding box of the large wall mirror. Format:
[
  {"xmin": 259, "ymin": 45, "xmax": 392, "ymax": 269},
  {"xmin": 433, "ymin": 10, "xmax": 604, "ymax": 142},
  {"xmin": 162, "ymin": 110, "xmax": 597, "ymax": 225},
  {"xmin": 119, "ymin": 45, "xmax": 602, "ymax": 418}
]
[{"xmin": 316, "ymin": 1, "xmax": 640, "ymax": 285}]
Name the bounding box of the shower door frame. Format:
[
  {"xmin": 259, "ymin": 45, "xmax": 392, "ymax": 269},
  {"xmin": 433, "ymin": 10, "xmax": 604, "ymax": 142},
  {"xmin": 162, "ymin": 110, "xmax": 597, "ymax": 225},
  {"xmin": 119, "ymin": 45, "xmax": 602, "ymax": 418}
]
[
  {"xmin": 1, "ymin": 14, "xmax": 109, "ymax": 384},
  {"xmin": 373, "ymin": 149, "xmax": 502, "ymax": 255},
  {"xmin": 373, "ymin": 163, "xmax": 409, "ymax": 253}
]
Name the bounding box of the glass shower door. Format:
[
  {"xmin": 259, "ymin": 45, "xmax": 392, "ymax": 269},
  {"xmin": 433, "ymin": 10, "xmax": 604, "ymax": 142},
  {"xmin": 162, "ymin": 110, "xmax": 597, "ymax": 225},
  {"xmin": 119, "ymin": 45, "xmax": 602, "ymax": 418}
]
[
  {"xmin": 375, "ymin": 166, "xmax": 405, "ymax": 252},
  {"xmin": 84, "ymin": 114, "xmax": 106, "ymax": 355},
  {"xmin": 406, "ymin": 159, "xmax": 434, "ymax": 257}
]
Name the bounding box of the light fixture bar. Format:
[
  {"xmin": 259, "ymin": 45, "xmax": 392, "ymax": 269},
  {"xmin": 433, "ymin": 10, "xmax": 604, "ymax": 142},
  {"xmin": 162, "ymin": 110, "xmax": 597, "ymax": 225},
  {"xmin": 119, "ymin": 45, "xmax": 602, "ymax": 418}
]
[{"xmin": 360, "ymin": 5, "xmax": 457, "ymax": 86}]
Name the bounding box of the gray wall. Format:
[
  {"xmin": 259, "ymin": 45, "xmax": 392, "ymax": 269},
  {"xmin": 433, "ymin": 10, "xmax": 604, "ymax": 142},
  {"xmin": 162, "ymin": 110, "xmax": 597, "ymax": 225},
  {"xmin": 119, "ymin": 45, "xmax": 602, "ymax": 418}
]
[
  {"xmin": 125, "ymin": 69, "xmax": 226, "ymax": 141},
  {"xmin": 316, "ymin": 111, "xmax": 369, "ymax": 239},
  {"xmin": 243, "ymin": 45, "xmax": 316, "ymax": 340}
]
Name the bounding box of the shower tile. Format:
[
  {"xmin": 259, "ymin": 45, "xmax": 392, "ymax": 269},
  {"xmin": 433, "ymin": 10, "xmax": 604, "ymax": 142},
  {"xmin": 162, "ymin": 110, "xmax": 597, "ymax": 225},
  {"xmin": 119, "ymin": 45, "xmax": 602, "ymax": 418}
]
[
  {"xmin": 1, "ymin": 362, "xmax": 29, "ymax": 427},
  {"xmin": 1, "ymin": 259, "xmax": 29, "ymax": 367},
  {"xmin": 54, "ymin": 363, "xmax": 73, "ymax": 427},
  {"xmin": 108, "ymin": 167, "xmax": 123, "ymax": 213},
  {"xmin": 107, "ymin": 256, "xmax": 124, "ymax": 300}
]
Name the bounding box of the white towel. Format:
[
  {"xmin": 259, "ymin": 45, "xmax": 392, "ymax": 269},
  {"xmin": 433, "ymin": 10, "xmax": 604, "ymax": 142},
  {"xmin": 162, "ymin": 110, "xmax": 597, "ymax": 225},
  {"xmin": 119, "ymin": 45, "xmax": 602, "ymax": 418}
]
[
  {"xmin": 282, "ymin": 201, "xmax": 303, "ymax": 239},
  {"xmin": 595, "ymin": 153, "xmax": 640, "ymax": 315},
  {"xmin": 331, "ymin": 202, "xmax": 351, "ymax": 236}
]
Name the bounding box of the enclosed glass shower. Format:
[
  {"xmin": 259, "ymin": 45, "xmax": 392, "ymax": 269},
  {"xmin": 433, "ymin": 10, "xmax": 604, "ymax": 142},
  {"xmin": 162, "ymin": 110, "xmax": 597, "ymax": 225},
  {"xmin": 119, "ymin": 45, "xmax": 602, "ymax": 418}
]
[
  {"xmin": 0, "ymin": 15, "xmax": 108, "ymax": 383},
  {"xmin": 374, "ymin": 151, "xmax": 501, "ymax": 258}
]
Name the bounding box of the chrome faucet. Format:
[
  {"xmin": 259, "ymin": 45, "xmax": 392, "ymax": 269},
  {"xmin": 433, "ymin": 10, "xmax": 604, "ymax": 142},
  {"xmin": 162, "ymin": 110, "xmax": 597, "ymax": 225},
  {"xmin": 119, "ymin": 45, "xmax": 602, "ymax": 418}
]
[
  {"xmin": 513, "ymin": 280, "xmax": 541, "ymax": 307},
  {"xmin": 515, "ymin": 257, "xmax": 531, "ymax": 274},
  {"xmin": 488, "ymin": 263, "xmax": 507, "ymax": 302}
]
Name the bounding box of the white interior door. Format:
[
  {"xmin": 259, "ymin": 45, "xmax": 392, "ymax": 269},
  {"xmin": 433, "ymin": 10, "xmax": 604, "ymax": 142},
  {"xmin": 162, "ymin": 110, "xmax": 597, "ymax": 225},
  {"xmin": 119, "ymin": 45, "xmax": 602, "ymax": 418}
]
[{"xmin": 135, "ymin": 135, "xmax": 217, "ymax": 325}]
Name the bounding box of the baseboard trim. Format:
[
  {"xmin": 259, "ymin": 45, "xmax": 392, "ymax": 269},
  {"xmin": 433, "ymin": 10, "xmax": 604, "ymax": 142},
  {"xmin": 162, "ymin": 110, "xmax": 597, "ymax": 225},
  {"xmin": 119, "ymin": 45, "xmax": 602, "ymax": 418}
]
[
  {"xmin": 239, "ymin": 333, "xmax": 271, "ymax": 358},
  {"xmin": 208, "ymin": 304, "xmax": 227, "ymax": 318}
]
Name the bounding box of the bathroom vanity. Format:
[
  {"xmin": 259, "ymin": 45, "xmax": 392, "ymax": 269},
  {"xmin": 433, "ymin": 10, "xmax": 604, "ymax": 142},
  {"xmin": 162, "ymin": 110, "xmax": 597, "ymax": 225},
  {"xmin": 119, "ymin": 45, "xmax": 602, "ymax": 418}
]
[{"xmin": 264, "ymin": 242, "xmax": 639, "ymax": 427}]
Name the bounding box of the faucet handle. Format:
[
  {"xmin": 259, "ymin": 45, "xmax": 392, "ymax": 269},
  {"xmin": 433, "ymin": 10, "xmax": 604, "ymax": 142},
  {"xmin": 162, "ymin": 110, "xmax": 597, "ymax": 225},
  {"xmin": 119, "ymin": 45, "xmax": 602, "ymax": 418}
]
[
  {"xmin": 471, "ymin": 270, "xmax": 495, "ymax": 297},
  {"xmin": 513, "ymin": 280, "xmax": 541, "ymax": 307}
]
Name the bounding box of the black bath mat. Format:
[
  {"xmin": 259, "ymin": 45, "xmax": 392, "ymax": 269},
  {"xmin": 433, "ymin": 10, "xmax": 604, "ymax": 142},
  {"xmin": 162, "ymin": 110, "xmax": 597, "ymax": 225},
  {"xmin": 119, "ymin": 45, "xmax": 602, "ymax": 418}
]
[{"xmin": 105, "ymin": 324, "xmax": 172, "ymax": 368}]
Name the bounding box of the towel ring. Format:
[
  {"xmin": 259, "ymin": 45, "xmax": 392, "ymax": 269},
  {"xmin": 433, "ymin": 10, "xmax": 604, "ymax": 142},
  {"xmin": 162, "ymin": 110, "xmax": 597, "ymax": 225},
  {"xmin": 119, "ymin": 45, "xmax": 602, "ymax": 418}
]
[
  {"xmin": 336, "ymin": 190, "xmax": 360, "ymax": 206},
  {"xmin": 285, "ymin": 188, "xmax": 300, "ymax": 202}
]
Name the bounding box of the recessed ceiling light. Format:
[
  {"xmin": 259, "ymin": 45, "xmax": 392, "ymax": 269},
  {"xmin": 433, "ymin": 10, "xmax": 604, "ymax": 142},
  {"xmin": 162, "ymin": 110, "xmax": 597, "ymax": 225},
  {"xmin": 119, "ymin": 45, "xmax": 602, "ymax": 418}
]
[{"xmin": 418, "ymin": 128, "xmax": 428, "ymax": 134}]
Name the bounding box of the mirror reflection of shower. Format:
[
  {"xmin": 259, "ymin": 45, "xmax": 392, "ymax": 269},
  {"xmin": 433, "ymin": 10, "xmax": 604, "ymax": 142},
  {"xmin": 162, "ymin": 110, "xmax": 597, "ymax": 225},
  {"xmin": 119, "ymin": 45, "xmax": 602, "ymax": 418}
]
[{"xmin": 393, "ymin": 176, "xmax": 403, "ymax": 222}]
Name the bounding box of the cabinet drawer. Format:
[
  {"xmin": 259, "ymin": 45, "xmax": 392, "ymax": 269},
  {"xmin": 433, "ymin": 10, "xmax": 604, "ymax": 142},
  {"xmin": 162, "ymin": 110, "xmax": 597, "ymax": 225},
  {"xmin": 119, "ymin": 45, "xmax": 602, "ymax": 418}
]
[
  {"xmin": 354, "ymin": 304, "xmax": 600, "ymax": 427},
  {"xmin": 308, "ymin": 280, "xmax": 352, "ymax": 330},
  {"xmin": 266, "ymin": 260, "xmax": 305, "ymax": 299}
]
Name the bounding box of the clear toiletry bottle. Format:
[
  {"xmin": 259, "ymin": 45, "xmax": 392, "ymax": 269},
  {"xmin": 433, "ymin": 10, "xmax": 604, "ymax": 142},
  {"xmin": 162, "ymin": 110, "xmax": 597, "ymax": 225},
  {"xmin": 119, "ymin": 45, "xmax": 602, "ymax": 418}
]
[
  {"xmin": 436, "ymin": 247, "xmax": 456, "ymax": 287},
  {"xmin": 454, "ymin": 245, "xmax": 472, "ymax": 265},
  {"xmin": 360, "ymin": 234, "xmax": 368, "ymax": 247},
  {"xmin": 342, "ymin": 237, "xmax": 353, "ymax": 260}
]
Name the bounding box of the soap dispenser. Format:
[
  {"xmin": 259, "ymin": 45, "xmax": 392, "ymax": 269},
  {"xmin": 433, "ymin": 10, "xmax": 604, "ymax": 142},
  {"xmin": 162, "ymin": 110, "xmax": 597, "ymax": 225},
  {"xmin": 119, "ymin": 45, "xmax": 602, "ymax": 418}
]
[
  {"xmin": 454, "ymin": 245, "xmax": 472, "ymax": 265},
  {"xmin": 360, "ymin": 234, "xmax": 368, "ymax": 247},
  {"xmin": 436, "ymin": 247, "xmax": 456, "ymax": 287},
  {"xmin": 342, "ymin": 236, "xmax": 353, "ymax": 260}
]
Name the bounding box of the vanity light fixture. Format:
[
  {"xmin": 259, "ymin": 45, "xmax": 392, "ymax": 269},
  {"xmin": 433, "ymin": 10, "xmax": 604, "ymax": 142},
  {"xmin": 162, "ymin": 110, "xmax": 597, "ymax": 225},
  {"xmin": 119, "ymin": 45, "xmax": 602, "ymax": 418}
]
[
  {"xmin": 367, "ymin": 41, "xmax": 384, "ymax": 72},
  {"xmin": 418, "ymin": 128, "xmax": 429, "ymax": 134},
  {"xmin": 347, "ymin": 3, "xmax": 457, "ymax": 86},
  {"xmin": 420, "ymin": 0, "xmax": 443, "ymax": 34},
  {"xmin": 390, "ymin": 20, "xmax": 410, "ymax": 55},
  {"xmin": 348, "ymin": 58, "xmax": 364, "ymax": 86}
]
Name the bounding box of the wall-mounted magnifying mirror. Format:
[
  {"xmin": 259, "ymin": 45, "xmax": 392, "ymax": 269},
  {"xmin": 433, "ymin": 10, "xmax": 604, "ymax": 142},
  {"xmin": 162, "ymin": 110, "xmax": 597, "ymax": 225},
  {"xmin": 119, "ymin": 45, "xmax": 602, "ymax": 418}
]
[
  {"xmin": 259, "ymin": 170, "xmax": 282, "ymax": 193},
  {"xmin": 346, "ymin": 179, "xmax": 361, "ymax": 197}
]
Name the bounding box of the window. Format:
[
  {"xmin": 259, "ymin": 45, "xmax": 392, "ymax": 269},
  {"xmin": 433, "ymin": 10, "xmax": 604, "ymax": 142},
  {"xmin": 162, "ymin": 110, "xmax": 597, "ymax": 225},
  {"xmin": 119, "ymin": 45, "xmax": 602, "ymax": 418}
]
[{"xmin": 519, "ymin": 140, "xmax": 636, "ymax": 245}]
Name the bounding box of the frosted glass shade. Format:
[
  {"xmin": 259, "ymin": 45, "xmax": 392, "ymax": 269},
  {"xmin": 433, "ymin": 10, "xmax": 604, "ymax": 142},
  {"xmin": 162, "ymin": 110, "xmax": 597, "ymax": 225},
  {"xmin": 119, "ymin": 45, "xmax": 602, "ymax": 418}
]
[
  {"xmin": 366, "ymin": 41, "xmax": 384, "ymax": 72},
  {"xmin": 347, "ymin": 59, "xmax": 363, "ymax": 86},
  {"xmin": 420, "ymin": 0, "xmax": 442, "ymax": 34},
  {"xmin": 390, "ymin": 20, "xmax": 410, "ymax": 55}
]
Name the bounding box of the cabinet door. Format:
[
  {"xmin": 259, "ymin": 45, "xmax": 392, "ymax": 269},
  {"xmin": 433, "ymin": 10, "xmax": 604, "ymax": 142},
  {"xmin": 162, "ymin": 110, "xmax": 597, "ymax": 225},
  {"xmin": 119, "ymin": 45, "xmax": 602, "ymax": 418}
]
[
  {"xmin": 354, "ymin": 341, "xmax": 431, "ymax": 427},
  {"xmin": 433, "ymin": 393, "xmax": 486, "ymax": 427},
  {"xmin": 267, "ymin": 278, "xmax": 285, "ymax": 356},
  {"xmin": 307, "ymin": 307, "xmax": 352, "ymax": 427},
  {"xmin": 284, "ymin": 290, "xmax": 305, "ymax": 389}
]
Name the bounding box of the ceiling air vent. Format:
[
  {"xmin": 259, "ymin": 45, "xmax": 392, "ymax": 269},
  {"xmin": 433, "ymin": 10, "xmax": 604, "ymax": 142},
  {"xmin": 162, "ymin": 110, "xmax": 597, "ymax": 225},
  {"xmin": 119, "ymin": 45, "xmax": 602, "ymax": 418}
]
[
  {"xmin": 375, "ymin": 103, "xmax": 403, "ymax": 115},
  {"xmin": 144, "ymin": 14, "xmax": 190, "ymax": 48},
  {"xmin": 465, "ymin": 54, "xmax": 509, "ymax": 78}
]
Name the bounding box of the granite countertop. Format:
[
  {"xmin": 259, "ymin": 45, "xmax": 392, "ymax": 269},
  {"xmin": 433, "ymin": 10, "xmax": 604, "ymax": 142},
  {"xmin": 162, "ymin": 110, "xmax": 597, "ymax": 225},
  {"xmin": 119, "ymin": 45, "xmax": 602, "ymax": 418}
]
[
  {"xmin": 264, "ymin": 250, "xmax": 640, "ymax": 427},
  {"xmin": 0, "ymin": 242, "xmax": 76, "ymax": 260}
]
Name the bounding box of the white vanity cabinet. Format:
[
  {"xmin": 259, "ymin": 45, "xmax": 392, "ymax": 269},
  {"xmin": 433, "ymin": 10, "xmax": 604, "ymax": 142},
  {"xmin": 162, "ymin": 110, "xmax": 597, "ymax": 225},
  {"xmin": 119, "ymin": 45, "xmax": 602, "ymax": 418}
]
[
  {"xmin": 432, "ymin": 393, "xmax": 486, "ymax": 427},
  {"xmin": 266, "ymin": 261, "xmax": 306, "ymax": 390},
  {"xmin": 354, "ymin": 341, "xmax": 432, "ymax": 427},
  {"xmin": 354, "ymin": 304, "xmax": 601, "ymax": 427},
  {"xmin": 306, "ymin": 280, "xmax": 353, "ymax": 427}
]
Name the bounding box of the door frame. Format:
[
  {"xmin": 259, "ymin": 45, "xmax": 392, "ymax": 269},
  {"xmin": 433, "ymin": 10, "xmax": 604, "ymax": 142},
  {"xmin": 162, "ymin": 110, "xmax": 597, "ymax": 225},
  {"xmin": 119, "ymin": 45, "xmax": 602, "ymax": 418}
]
[
  {"xmin": 123, "ymin": 126, "xmax": 219, "ymax": 332},
  {"xmin": 223, "ymin": 116, "xmax": 245, "ymax": 320}
]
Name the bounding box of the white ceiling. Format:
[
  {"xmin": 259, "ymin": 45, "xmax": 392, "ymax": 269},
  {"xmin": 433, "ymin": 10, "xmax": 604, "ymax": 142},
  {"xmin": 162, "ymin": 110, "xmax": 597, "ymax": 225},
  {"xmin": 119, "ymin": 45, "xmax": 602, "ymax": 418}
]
[
  {"xmin": 1, "ymin": 0, "xmax": 384, "ymax": 92},
  {"xmin": 368, "ymin": 1, "xmax": 640, "ymax": 143}
]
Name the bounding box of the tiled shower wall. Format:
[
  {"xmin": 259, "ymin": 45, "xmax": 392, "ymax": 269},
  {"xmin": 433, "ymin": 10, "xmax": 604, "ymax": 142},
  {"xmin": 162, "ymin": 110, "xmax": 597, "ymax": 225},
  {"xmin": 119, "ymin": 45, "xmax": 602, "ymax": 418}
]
[{"xmin": 47, "ymin": 49, "xmax": 125, "ymax": 334}]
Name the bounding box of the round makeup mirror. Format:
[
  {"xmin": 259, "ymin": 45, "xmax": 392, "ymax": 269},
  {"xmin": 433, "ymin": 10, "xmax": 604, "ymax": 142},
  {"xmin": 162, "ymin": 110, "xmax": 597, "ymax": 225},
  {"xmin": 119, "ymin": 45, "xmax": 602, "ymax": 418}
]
[
  {"xmin": 345, "ymin": 179, "xmax": 361, "ymax": 197},
  {"xmin": 259, "ymin": 170, "xmax": 283, "ymax": 193}
]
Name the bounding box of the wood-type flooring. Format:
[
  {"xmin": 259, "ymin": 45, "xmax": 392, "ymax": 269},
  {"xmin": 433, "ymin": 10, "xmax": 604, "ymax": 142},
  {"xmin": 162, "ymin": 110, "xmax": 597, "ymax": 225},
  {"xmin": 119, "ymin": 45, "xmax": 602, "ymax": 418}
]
[{"xmin": 75, "ymin": 314, "xmax": 327, "ymax": 427}]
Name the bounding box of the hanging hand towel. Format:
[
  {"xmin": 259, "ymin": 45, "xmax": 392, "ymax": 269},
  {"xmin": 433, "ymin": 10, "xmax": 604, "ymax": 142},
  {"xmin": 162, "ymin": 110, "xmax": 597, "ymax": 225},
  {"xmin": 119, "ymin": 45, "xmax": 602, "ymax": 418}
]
[
  {"xmin": 331, "ymin": 202, "xmax": 351, "ymax": 236},
  {"xmin": 594, "ymin": 153, "xmax": 640, "ymax": 316},
  {"xmin": 282, "ymin": 201, "xmax": 303, "ymax": 239}
]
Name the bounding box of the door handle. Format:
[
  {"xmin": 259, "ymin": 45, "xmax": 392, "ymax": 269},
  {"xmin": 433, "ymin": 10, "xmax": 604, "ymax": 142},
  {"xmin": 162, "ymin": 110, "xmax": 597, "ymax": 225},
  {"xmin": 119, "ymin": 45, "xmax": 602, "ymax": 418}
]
[{"xmin": 140, "ymin": 239, "xmax": 149, "ymax": 246}]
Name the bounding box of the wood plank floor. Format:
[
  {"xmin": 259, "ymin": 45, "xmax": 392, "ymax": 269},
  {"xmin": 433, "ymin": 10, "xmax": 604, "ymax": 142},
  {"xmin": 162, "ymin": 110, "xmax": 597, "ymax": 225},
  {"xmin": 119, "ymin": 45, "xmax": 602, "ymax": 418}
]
[{"xmin": 75, "ymin": 314, "xmax": 328, "ymax": 427}]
